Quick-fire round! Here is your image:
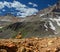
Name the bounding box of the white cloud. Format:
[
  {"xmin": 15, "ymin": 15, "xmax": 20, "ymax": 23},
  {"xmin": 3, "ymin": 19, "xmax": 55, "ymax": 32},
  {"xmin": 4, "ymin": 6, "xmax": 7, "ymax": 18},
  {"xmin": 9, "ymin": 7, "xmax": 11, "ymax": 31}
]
[
  {"xmin": 16, "ymin": 8, "xmax": 38, "ymax": 17},
  {"xmin": 33, "ymin": 4, "xmax": 38, "ymax": 7},
  {"xmin": 28, "ymin": 2, "xmax": 32, "ymax": 5},
  {"xmin": 49, "ymin": 21, "xmax": 56, "ymax": 31},
  {"xmin": 11, "ymin": 1, "xmax": 26, "ymax": 8},
  {"xmin": 0, "ymin": 1, "xmax": 11, "ymax": 9},
  {"xmin": 4, "ymin": 1, "xmax": 11, "ymax": 8},
  {"xmin": 28, "ymin": 2, "xmax": 38, "ymax": 7},
  {"xmin": 0, "ymin": 1, "xmax": 38, "ymax": 17},
  {"xmin": 0, "ymin": 2, "xmax": 4, "ymax": 9}
]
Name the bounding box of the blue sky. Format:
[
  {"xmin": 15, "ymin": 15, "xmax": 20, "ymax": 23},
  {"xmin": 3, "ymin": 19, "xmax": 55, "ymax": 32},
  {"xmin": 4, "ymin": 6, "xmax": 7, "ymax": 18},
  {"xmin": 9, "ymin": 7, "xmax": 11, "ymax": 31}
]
[{"xmin": 0, "ymin": 0, "xmax": 58, "ymax": 17}]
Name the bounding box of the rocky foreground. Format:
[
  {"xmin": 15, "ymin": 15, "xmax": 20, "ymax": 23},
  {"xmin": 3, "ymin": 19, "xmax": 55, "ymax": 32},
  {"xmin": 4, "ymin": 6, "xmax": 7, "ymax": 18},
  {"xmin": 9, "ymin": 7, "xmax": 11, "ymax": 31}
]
[{"xmin": 0, "ymin": 37, "xmax": 60, "ymax": 52}]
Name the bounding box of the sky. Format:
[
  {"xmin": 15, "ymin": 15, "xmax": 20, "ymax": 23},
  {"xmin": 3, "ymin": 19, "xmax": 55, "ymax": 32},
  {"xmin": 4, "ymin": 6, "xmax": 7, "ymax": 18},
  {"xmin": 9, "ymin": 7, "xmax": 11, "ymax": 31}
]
[{"xmin": 0, "ymin": 0, "xmax": 58, "ymax": 17}]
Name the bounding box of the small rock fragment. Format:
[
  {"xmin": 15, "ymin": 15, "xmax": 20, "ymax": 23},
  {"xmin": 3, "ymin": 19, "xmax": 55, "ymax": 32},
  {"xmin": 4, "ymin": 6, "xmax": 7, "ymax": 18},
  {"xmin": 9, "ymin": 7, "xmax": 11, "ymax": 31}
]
[
  {"xmin": 0, "ymin": 49, "xmax": 7, "ymax": 52},
  {"xmin": 20, "ymin": 47, "xmax": 26, "ymax": 52},
  {"xmin": 46, "ymin": 48, "xmax": 51, "ymax": 52},
  {"xmin": 6, "ymin": 42, "xmax": 15, "ymax": 47},
  {"xmin": 48, "ymin": 40, "xmax": 54, "ymax": 45}
]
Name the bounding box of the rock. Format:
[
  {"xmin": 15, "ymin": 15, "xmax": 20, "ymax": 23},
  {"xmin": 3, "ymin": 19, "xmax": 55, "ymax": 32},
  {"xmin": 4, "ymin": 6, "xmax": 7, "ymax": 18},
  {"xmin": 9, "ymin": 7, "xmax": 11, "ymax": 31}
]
[
  {"xmin": 16, "ymin": 35, "xmax": 22, "ymax": 39},
  {"xmin": 6, "ymin": 42, "xmax": 15, "ymax": 47},
  {"xmin": 46, "ymin": 48, "xmax": 51, "ymax": 52},
  {"xmin": 0, "ymin": 37, "xmax": 60, "ymax": 52},
  {"xmin": 54, "ymin": 48, "xmax": 58, "ymax": 52},
  {"xmin": 34, "ymin": 38, "xmax": 39, "ymax": 40},
  {"xmin": 16, "ymin": 32, "xmax": 22, "ymax": 39},
  {"xmin": 20, "ymin": 47, "xmax": 26, "ymax": 52},
  {"xmin": 0, "ymin": 49, "xmax": 7, "ymax": 52},
  {"xmin": 48, "ymin": 40, "xmax": 54, "ymax": 45}
]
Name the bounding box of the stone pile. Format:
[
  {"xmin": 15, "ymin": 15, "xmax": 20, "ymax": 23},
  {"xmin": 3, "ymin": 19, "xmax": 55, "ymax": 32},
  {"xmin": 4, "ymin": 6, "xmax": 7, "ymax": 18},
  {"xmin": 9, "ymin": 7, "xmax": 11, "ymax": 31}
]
[{"xmin": 0, "ymin": 37, "xmax": 60, "ymax": 52}]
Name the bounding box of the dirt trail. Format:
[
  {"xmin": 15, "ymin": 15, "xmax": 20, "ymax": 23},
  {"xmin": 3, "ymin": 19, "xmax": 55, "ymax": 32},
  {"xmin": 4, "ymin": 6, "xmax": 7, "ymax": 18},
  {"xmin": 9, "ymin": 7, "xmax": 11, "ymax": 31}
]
[{"xmin": 0, "ymin": 37, "xmax": 60, "ymax": 52}]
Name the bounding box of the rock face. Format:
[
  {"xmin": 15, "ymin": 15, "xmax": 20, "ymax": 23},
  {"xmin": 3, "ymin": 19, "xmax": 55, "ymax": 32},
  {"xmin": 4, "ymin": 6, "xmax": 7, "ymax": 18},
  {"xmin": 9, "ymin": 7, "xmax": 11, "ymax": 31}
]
[{"xmin": 0, "ymin": 37, "xmax": 60, "ymax": 52}]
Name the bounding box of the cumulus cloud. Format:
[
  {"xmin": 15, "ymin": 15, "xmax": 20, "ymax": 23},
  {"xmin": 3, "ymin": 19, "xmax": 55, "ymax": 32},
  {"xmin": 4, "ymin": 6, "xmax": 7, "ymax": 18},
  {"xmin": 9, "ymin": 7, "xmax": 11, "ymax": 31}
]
[
  {"xmin": 11, "ymin": 1, "xmax": 26, "ymax": 8},
  {"xmin": 0, "ymin": 2, "xmax": 4, "ymax": 9},
  {"xmin": 28, "ymin": 2, "xmax": 38, "ymax": 7},
  {"xmin": 33, "ymin": 4, "xmax": 38, "ymax": 7},
  {"xmin": 4, "ymin": 1, "xmax": 11, "ymax": 8},
  {"xmin": 0, "ymin": 1, "xmax": 38, "ymax": 17},
  {"xmin": 17, "ymin": 8, "xmax": 38, "ymax": 17},
  {"xmin": 28, "ymin": 2, "xmax": 32, "ymax": 5}
]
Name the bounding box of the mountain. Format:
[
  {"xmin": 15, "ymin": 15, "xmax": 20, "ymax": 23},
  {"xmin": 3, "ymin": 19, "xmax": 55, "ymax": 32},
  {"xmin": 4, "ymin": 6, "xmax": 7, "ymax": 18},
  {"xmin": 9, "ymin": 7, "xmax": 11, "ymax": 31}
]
[
  {"xmin": 0, "ymin": 1, "xmax": 60, "ymax": 38},
  {"xmin": 0, "ymin": 13, "xmax": 25, "ymax": 22},
  {"xmin": 0, "ymin": 13, "xmax": 25, "ymax": 27}
]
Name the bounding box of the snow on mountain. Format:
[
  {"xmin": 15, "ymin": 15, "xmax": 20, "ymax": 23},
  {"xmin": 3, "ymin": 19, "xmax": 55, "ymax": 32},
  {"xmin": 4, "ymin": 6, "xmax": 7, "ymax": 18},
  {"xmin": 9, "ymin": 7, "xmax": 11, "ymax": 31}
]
[
  {"xmin": 49, "ymin": 16, "xmax": 60, "ymax": 26},
  {"xmin": 49, "ymin": 21, "xmax": 56, "ymax": 31}
]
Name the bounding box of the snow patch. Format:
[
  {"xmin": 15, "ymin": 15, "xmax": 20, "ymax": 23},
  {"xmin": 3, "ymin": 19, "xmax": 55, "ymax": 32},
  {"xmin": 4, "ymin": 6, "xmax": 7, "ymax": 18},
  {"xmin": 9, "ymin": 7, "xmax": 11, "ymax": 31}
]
[
  {"xmin": 49, "ymin": 16, "xmax": 60, "ymax": 26},
  {"xmin": 40, "ymin": 14, "xmax": 45, "ymax": 17},
  {"xmin": 49, "ymin": 21, "xmax": 56, "ymax": 31},
  {"xmin": 44, "ymin": 23, "xmax": 48, "ymax": 31}
]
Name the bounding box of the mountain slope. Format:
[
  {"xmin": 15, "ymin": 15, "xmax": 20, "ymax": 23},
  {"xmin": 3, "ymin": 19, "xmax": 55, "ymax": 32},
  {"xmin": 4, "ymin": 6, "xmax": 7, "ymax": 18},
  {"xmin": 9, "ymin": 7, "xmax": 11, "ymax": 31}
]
[{"xmin": 0, "ymin": 1, "xmax": 60, "ymax": 38}]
